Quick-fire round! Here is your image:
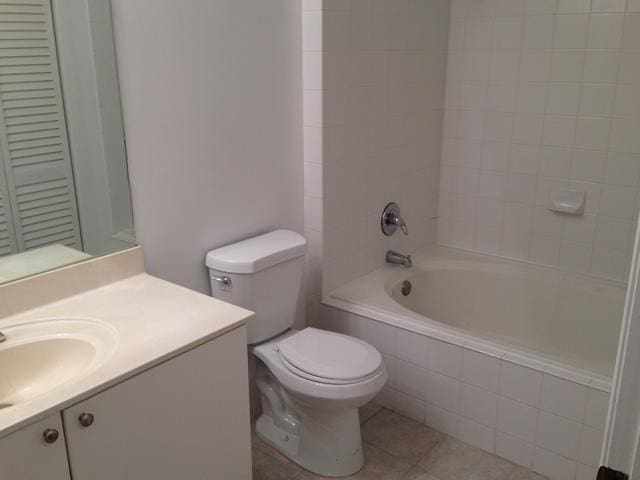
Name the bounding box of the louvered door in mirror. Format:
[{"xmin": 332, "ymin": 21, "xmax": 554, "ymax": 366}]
[
  {"xmin": 0, "ymin": 0, "xmax": 81, "ymax": 254},
  {"xmin": 0, "ymin": 0, "xmax": 134, "ymax": 284}
]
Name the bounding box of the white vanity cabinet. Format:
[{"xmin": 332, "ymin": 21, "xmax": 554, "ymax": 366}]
[
  {"xmin": 1, "ymin": 326, "xmax": 251, "ymax": 480},
  {"xmin": 0, "ymin": 413, "xmax": 71, "ymax": 480}
]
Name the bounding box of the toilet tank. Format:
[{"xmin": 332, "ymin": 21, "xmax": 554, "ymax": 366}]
[{"xmin": 205, "ymin": 230, "xmax": 307, "ymax": 344}]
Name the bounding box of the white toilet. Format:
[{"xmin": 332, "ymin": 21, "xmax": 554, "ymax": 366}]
[{"xmin": 206, "ymin": 230, "xmax": 387, "ymax": 477}]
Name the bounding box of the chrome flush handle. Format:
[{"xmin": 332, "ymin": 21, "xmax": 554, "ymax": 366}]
[{"xmin": 211, "ymin": 275, "xmax": 231, "ymax": 286}]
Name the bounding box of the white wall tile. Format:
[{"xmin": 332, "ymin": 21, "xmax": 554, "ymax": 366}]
[
  {"xmin": 578, "ymin": 426, "xmax": 604, "ymax": 467},
  {"xmin": 524, "ymin": 15, "xmax": 557, "ymax": 49},
  {"xmin": 494, "ymin": 17, "xmax": 524, "ymax": 48},
  {"xmin": 546, "ymin": 83, "xmax": 581, "ymax": 115},
  {"xmin": 498, "ymin": 396, "xmax": 540, "ymax": 443},
  {"xmin": 500, "ymin": 361, "xmax": 543, "ymax": 406},
  {"xmin": 374, "ymin": 387, "xmax": 396, "ymax": 410},
  {"xmin": 576, "ymin": 464, "xmax": 599, "ymax": 480},
  {"xmin": 462, "ymin": 350, "xmax": 501, "ymax": 393},
  {"xmin": 579, "ymin": 84, "xmax": 615, "ymax": 116},
  {"xmin": 536, "ymin": 411, "xmax": 582, "ymax": 459},
  {"xmin": 551, "ymin": 50, "xmax": 586, "ymax": 82},
  {"xmin": 396, "ymin": 391, "xmax": 426, "ymax": 423},
  {"xmin": 574, "ymin": 116, "xmax": 611, "ymax": 151},
  {"xmin": 363, "ymin": 320, "xmax": 396, "ymax": 355},
  {"xmin": 381, "ymin": 353, "xmax": 395, "ymax": 389},
  {"xmin": 558, "ymin": 0, "xmax": 591, "ymax": 13},
  {"xmin": 587, "ymin": 14, "xmax": 624, "ymax": 48},
  {"xmin": 554, "ymin": 14, "xmax": 589, "ymax": 48},
  {"xmin": 428, "ymin": 338, "xmax": 464, "ymax": 379},
  {"xmin": 584, "ymin": 388, "xmax": 610, "ymax": 430},
  {"xmin": 623, "ymin": 13, "xmax": 640, "ymax": 48},
  {"xmin": 541, "ymin": 374, "xmax": 588, "ymax": 422},
  {"xmin": 533, "ymin": 447, "xmax": 577, "ymax": 480},
  {"xmin": 592, "ymin": 0, "xmax": 626, "ymax": 12},
  {"xmin": 543, "ymin": 115, "xmax": 577, "ymax": 148},
  {"xmin": 495, "ymin": 431, "xmax": 535, "ymax": 468},
  {"xmin": 395, "ymin": 359, "xmax": 427, "ymax": 400},
  {"xmin": 305, "ymin": 0, "xmax": 450, "ymax": 295},
  {"xmin": 527, "ymin": 0, "xmax": 559, "ymax": 15},
  {"xmin": 428, "ymin": 370, "xmax": 462, "ymax": 413},
  {"xmin": 437, "ymin": 3, "xmax": 640, "ymax": 275},
  {"xmin": 461, "ymin": 383, "xmax": 499, "ymax": 427},
  {"xmin": 396, "ymin": 329, "xmax": 429, "ymax": 368},
  {"xmin": 425, "ymin": 402, "xmax": 460, "ymax": 437},
  {"xmin": 584, "ymin": 50, "xmax": 620, "ymax": 83},
  {"xmin": 459, "ymin": 417, "xmax": 496, "ymax": 453}
]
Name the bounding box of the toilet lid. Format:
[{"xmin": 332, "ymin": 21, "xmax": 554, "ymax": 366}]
[{"xmin": 277, "ymin": 328, "xmax": 382, "ymax": 382}]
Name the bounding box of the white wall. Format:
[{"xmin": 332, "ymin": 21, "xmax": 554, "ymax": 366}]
[
  {"xmin": 438, "ymin": 0, "xmax": 640, "ymax": 281},
  {"xmin": 302, "ymin": 0, "xmax": 450, "ymax": 302},
  {"xmin": 110, "ymin": 0, "xmax": 304, "ymax": 294}
]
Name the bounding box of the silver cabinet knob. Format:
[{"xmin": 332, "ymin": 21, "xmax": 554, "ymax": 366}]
[
  {"xmin": 79, "ymin": 412, "xmax": 95, "ymax": 428},
  {"xmin": 42, "ymin": 428, "xmax": 59, "ymax": 444}
]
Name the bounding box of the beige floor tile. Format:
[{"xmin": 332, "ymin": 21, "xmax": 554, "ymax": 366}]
[
  {"xmin": 361, "ymin": 408, "xmax": 442, "ymax": 463},
  {"xmin": 509, "ymin": 466, "xmax": 548, "ymax": 480},
  {"xmin": 298, "ymin": 443, "xmax": 413, "ymax": 480},
  {"xmin": 419, "ymin": 435, "xmax": 516, "ymax": 480},
  {"xmin": 400, "ymin": 465, "xmax": 442, "ymax": 480},
  {"xmin": 253, "ymin": 429, "xmax": 297, "ymax": 465},
  {"xmin": 250, "ymin": 409, "xmax": 547, "ymax": 480},
  {"xmin": 252, "ymin": 447, "xmax": 303, "ymax": 480},
  {"xmin": 359, "ymin": 401, "xmax": 383, "ymax": 424}
]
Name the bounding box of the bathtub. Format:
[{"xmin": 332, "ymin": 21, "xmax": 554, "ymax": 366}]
[
  {"xmin": 326, "ymin": 246, "xmax": 624, "ymax": 379},
  {"xmin": 319, "ymin": 246, "xmax": 624, "ymax": 479}
]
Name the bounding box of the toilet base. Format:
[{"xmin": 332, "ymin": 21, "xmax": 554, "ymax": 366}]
[
  {"xmin": 255, "ymin": 372, "xmax": 365, "ymax": 477},
  {"xmin": 255, "ymin": 406, "xmax": 364, "ymax": 478}
]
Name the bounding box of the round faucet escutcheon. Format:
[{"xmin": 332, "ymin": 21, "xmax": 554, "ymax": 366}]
[{"xmin": 381, "ymin": 202, "xmax": 409, "ymax": 237}]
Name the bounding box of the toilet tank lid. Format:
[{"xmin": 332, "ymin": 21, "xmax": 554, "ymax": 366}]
[{"xmin": 205, "ymin": 230, "xmax": 307, "ymax": 274}]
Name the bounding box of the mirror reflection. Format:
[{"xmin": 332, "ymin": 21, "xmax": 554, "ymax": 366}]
[{"xmin": 0, "ymin": 0, "xmax": 134, "ymax": 283}]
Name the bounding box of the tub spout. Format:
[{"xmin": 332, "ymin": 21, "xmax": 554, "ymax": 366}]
[{"xmin": 386, "ymin": 250, "xmax": 413, "ymax": 268}]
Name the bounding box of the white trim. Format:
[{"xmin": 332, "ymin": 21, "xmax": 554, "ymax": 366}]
[{"xmin": 602, "ymin": 216, "xmax": 640, "ymax": 475}]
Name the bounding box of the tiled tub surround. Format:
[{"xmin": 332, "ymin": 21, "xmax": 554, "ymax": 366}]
[
  {"xmin": 302, "ymin": 0, "xmax": 450, "ymax": 300},
  {"xmin": 314, "ymin": 248, "xmax": 619, "ymax": 480},
  {"xmin": 437, "ymin": 0, "xmax": 640, "ymax": 281}
]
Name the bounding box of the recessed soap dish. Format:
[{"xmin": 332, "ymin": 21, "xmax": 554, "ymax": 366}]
[{"xmin": 548, "ymin": 189, "xmax": 586, "ymax": 215}]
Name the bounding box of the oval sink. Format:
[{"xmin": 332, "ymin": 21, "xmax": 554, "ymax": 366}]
[{"xmin": 0, "ymin": 318, "xmax": 119, "ymax": 409}]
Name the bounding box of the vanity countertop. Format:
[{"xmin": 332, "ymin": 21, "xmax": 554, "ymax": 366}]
[{"xmin": 0, "ymin": 258, "xmax": 254, "ymax": 439}]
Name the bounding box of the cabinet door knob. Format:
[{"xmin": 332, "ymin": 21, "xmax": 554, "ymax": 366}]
[
  {"xmin": 42, "ymin": 428, "xmax": 59, "ymax": 444},
  {"xmin": 78, "ymin": 412, "xmax": 95, "ymax": 428}
]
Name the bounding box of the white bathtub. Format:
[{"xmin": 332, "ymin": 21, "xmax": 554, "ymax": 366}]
[
  {"xmin": 326, "ymin": 246, "xmax": 625, "ymax": 379},
  {"xmin": 319, "ymin": 247, "xmax": 623, "ymax": 478}
]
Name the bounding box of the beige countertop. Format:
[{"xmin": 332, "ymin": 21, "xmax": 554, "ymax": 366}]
[{"xmin": 0, "ymin": 248, "xmax": 254, "ymax": 439}]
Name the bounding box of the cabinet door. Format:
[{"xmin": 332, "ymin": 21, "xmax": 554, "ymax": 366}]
[
  {"xmin": 0, "ymin": 413, "xmax": 71, "ymax": 480},
  {"xmin": 63, "ymin": 326, "xmax": 252, "ymax": 480}
]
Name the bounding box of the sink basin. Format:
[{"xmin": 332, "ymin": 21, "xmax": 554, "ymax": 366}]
[{"xmin": 0, "ymin": 318, "xmax": 119, "ymax": 409}]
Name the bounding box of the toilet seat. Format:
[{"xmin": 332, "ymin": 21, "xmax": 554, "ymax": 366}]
[{"xmin": 277, "ymin": 328, "xmax": 382, "ymax": 385}]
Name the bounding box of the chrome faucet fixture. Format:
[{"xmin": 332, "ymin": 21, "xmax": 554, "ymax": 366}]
[
  {"xmin": 381, "ymin": 202, "xmax": 409, "ymax": 236},
  {"xmin": 386, "ymin": 250, "xmax": 413, "ymax": 268},
  {"xmin": 0, "ymin": 331, "xmax": 5, "ymax": 343}
]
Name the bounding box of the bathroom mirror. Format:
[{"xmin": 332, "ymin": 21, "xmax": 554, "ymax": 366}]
[{"xmin": 0, "ymin": 0, "xmax": 134, "ymax": 284}]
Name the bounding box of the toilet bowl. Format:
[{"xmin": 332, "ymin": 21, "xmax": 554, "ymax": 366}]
[
  {"xmin": 206, "ymin": 231, "xmax": 387, "ymax": 477},
  {"xmin": 251, "ymin": 328, "xmax": 387, "ymax": 477}
]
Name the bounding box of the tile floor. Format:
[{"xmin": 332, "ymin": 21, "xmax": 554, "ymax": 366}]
[{"xmin": 252, "ymin": 406, "xmax": 549, "ymax": 480}]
